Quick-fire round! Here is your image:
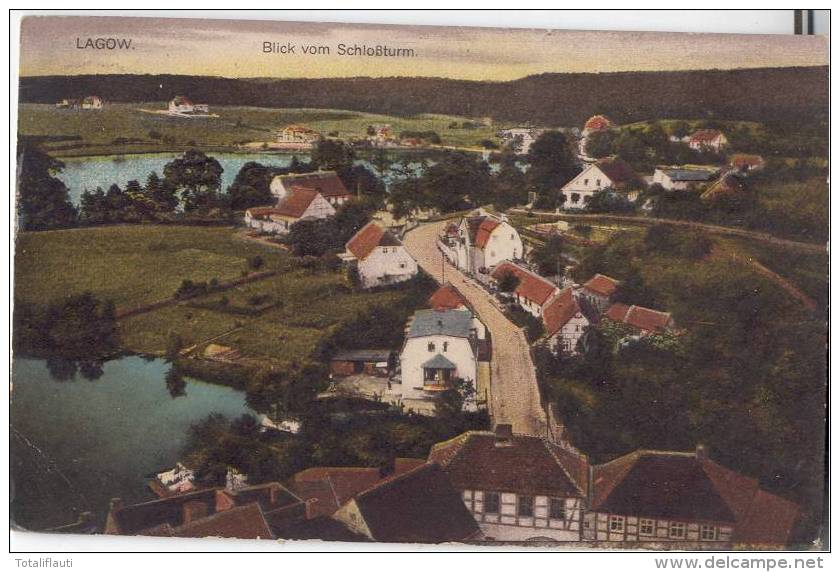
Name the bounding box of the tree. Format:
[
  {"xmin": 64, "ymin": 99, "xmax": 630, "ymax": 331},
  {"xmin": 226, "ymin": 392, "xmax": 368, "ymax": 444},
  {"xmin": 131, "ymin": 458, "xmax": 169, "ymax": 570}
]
[
  {"xmin": 145, "ymin": 171, "xmax": 179, "ymax": 214},
  {"xmin": 491, "ymin": 151, "xmax": 528, "ymax": 210},
  {"xmin": 416, "ymin": 152, "xmax": 492, "ymax": 212},
  {"xmin": 435, "ymin": 377, "xmax": 476, "ymax": 420},
  {"xmin": 526, "ymin": 131, "xmax": 580, "ymax": 194},
  {"xmin": 311, "ymin": 139, "xmax": 355, "ymax": 172},
  {"xmin": 17, "ymin": 139, "xmax": 77, "ymax": 230},
  {"xmin": 163, "ymin": 150, "xmax": 224, "ymax": 212},
  {"xmin": 613, "ymin": 266, "xmax": 657, "ymax": 308},
  {"xmin": 585, "ymin": 190, "xmax": 635, "ymax": 214},
  {"xmin": 333, "ymin": 200, "xmax": 375, "ymax": 244},
  {"xmin": 584, "ymin": 130, "xmax": 615, "ymax": 159},
  {"xmin": 226, "ymin": 162, "xmax": 275, "ymax": 210},
  {"xmin": 496, "ymin": 270, "xmax": 520, "ymax": 293},
  {"xmin": 529, "ymin": 234, "xmax": 566, "ymax": 278},
  {"xmin": 165, "ymin": 366, "xmax": 187, "ymax": 398}
]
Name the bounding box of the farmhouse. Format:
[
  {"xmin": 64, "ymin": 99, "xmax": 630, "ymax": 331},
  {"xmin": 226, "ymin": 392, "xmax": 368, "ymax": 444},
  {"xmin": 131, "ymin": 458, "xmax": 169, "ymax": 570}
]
[
  {"xmin": 333, "ymin": 463, "xmax": 482, "ymax": 543},
  {"xmin": 341, "ymin": 221, "xmax": 418, "ymax": 289},
  {"xmin": 429, "ymin": 425, "xmax": 589, "ymax": 542},
  {"xmin": 730, "ymin": 154, "xmax": 765, "ymax": 172},
  {"xmin": 244, "ymin": 186, "xmax": 336, "ymax": 234},
  {"xmin": 543, "ymin": 288, "xmax": 591, "ymax": 355},
  {"xmin": 439, "ymin": 209, "xmax": 524, "ymax": 275},
  {"xmin": 498, "ymin": 128, "xmax": 545, "ymax": 155},
  {"xmin": 652, "ymin": 166, "xmax": 719, "ymax": 191},
  {"xmin": 604, "ymin": 303, "xmax": 674, "ymax": 335},
  {"xmin": 269, "ymin": 171, "xmax": 353, "ymax": 206},
  {"xmin": 580, "ymin": 274, "xmax": 620, "ymax": 314},
  {"xmin": 491, "ymin": 261, "xmax": 559, "ymax": 318},
  {"xmin": 277, "ymin": 125, "xmax": 322, "ymax": 145},
  {"xmin": 559, "ymin": 158, "xmax": 637, "ymax": 210},
  {"xmin": 584, "ymin": 446, "xmax": 800, "ymax": 547},
  {"xmin": 168, "ymin": 95, "xmax": 209, "ymax": 115},
  {"xmin": 688, "ymin": 129, "xmax": 728, "ymax": 152}
]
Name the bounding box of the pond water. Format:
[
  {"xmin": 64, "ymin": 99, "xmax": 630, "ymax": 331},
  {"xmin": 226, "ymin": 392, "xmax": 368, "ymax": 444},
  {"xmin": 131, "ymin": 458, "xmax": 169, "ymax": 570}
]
[{"xmin": 10, "ymin": 355, "xmax": 255, "ymax": 531}]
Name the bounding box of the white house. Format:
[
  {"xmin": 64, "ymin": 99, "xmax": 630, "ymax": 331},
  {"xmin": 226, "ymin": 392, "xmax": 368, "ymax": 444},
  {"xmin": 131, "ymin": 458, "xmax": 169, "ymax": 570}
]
[
  {"xmin": 168, "ymin": 96, "xmax": 209, "ymax": 115},
  {"xmin": 498, "ymin": 128, "xmax": 544, "ymax": 155},
  {"xmin": 269, "ymin": 171, "xmax": 353, "ymax": 207},
  {"xmin": 583, "ymin": 446, "xmax": 800, "ymax": 547},
  {"xmin": 439, "ymin": 209, "xmax": 523, "ymax": 275},
  {"xmin": 652, "ymin": 167, "xmax": 719, "ymax": 191},
  {"xmin": 688, "ymin": 129, "xmax": 728, "ymax": 152},
  {"xmin": 543, "ymin": 288, "xmax": 591, "ymax": 355},
  {"xmin": 429, "ymin": 425, "xmax": 590, "ymax": 542},
  {"xmin": 559, "ymin": 157, "xmax": 637, "ymax": 210},
  {"xmin": 490, "ymin": 261, "xmax": 559, "ymax": 319},
  {"xmin": 341, "ymin": 221, "xmax": 418, "ymax": 289},
  {"xmin": 243, "ymin": 187, "xmax": 335, "ymax": 235},
  {"xmin": 398, "ymin": 308, "xmax": 485, "ymax": 404},
  {"xmin": 580, "ymin": 273, "xmax": 620, "ymax": 314}
]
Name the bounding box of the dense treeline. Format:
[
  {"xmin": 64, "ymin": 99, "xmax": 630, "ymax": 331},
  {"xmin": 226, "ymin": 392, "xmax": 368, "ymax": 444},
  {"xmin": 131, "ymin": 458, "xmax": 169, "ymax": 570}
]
[{"xmin": 19, "ymin": 66, "xmax": 828, "ymax": 127}]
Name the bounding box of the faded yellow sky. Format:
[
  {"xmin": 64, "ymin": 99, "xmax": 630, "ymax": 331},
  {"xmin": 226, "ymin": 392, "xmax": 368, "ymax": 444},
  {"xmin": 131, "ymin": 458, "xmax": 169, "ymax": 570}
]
[{"xmin": 19, "ymin": 16, "xmax": 828, "ymax": 81}]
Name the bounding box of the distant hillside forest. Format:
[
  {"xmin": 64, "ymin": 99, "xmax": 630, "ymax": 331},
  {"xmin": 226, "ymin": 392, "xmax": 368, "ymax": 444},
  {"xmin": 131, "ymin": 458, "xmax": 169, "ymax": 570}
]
[{"xmin": 19, "ymin": 66, "xmax": 828, "ymax": 128}]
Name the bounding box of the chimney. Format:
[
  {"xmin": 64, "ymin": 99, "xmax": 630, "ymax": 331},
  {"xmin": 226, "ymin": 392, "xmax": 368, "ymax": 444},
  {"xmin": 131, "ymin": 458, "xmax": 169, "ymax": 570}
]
[
  {"xmin": 696, "ymin": 444, "xmax": 708, "ymax": 461},
  {"xmin": 494, "ymin": 424, "xmax": 514, "ymax": 447}
]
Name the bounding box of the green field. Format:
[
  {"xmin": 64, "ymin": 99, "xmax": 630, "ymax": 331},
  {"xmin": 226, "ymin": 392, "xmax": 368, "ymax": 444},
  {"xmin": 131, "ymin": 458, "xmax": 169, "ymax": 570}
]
[
  {"xmin": 14, "ymin": 225, "xmax": 421, "ymax": 366},
  {"xmin": 18, "ymin": 103, "xmax": 503, "ymax": 156}
]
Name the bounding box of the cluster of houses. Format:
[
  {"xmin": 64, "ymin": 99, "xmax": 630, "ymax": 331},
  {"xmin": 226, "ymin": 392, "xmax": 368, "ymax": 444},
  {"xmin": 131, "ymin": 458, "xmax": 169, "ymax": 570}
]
[
  {"xmin": 275, "ymin": 125, "xmax": 323, "ymax": 149},
  {"xmin": 55, "ymin": 95, "xmax": 103, "ymax": 110},
  {"xmin": 103, "ymin": 423, "xmax": 800, "ymax": 546}
]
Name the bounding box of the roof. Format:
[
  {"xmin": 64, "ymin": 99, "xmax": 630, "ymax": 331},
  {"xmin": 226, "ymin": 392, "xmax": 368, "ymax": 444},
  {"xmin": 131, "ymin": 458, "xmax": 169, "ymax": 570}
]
[
  {"xmin": 273, "ymin": 171, "xmax": 351, "ymax": 198},
  {"xmin": 171, "ymin": 95, "xmax": 193, "ymax": 106},
  {"xmin": 274, "ymin": 187, "xmax": 320, "ymax": 218},
  {"xmin": 352, "ymin": 464, "xmax": 480, "ymax": 543},
  {"xmin": 429, "ymin": 431, "xmax": 588, "ymax": 498},
  {"xmin": 406, "ymin": 309, "xmax": 474, "ymax": 340},
  {"xmin": 474, "ymin": 218, "xmax": 501, "ymax": 249},
  {"xmin": 584, "ymin": 115, "xmax": 613, "ymax": 131},
  {"xmin": 331, "ymin": 349, "xmax": 392, "ymax": 362},
  {"xmin": 605, "ymin": 303, "xmax": 673, "ymax": 333},
  {"xmin": 595, "ymin": 158, "xmax": 637, "ymax": 186},
  {"xmin": 428, "ymin": 283, "xmax": 471, "ymax": 311},
  {"xmin": 491, "ymin": 262, "xmax": 558, "ymax": 306},
  {"xmin": 346, "ymin": 222, "xmax": 403, "ymax": 260},
  {"xmin": 583, "ymin": 273, "xmax": 620, "ymax": 297},
  {"xmin": 660, "ymin": 168, "xmax": 718, "ymax": 182},
  {"xmin": 273, "ymin": 516, "xmax": 370, "ymax": 542},
  {"xmin": 591, "ymin": 449, "xmax": 800, "ymax": 544},
  {"xmin": 291, "ymin": 467, "xmax": 384, "ymax": 508},
  {"xmin": 172, "ymin": 503, "xmax": 274, "ymax": 540},
  {"xmin": 731, "ymin": 154, "xmax": 764, "ymax": 168},
  {"xmin": 422, "ymin": 353, "xmax": 458, "ymax": 370},
  {"xmin": 689, "ymin": 129, "xmax": 725, "ymax": 144},
  {"xmin": 110, "ymin": 488, "xmax": 219, "ymax": 535},
  {"xmin": 543, "ymin": 288, "xmax": 582, "ymax": 337},
  {"xmin": 702, "ymin": 174, "xmax": 745, "ymax": 201}
]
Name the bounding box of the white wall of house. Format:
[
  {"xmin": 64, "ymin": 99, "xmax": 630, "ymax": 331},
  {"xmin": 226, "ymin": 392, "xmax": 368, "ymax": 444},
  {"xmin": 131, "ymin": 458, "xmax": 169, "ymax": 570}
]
[
  {"xmin": 399, "ymin": 336, "xmax": 477, "ymax": 399},
  {"xmin": 357, "ymin": 245, "xmax": 418, "ymax": 289},
  {"xmin": 482, "ymin": 222, "xmax": 524, "ymax": 269},
  {"xmin": 333, "ymin": 499, "xmax": 375, "ymax": 540},
  {"xmin": 560, "ymin": 164, "xmax": 613, "ymax": 210},
  {"xmin": 244, "ymin": 212, "xmax": 293, "ymax": 235},
  {"xmin": 582, "ymin": 512, "xmax": 733, "ymax": 543},
  {"xmin": 461, "ymin": 489, "xmax": 582, "ymax": 542},
  {"xmin": 547, "ymin": 313, "xmax": 590, "ymax": 355},
  {"xmin": 652, "ymin": 169, "xmax": 688, "ymax": 191},
  {"xmin": 299, "ymin": 195, "xmax": 337, "ymax": 220}
]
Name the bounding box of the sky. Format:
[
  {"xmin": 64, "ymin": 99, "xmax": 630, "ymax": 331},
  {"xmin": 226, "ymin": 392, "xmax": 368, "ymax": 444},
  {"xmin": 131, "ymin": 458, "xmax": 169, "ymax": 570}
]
[{"xmin": 18, "ymin": 16, "xmax": 828, "ymax": 81}]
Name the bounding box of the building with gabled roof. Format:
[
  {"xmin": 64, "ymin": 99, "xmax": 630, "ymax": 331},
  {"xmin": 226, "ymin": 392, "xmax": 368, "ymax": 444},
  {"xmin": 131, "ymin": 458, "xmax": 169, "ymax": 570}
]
[
  {"xmin": 428, "ymin": 282, "xmax": 472, "ymax": 312},
  {"xmin": 498, "ymin": 127, "xmax": 545, "ymax": 155},
  {"xmin": 604, "ymin": 303, "xmax": 674, "ymax": 335},
  {"xmin": 688, "ymin": 129, "xmax": 728, "ymax": 152},
  {"xmin": 560, "ymin": 158, "xmax": 638, "ymax": 210},
  {"xmin": 653, "ymin": 166, "xmax": 719, "ymax": 191},
  {"xmin": 429, "ymin": 425, "xmax": 589, "ymax": 541},
  {"xmin": 341, "ymin": 221, "xmax": 418, "ymax": 289},
  {"xmin": 333, "ymin": 463, "xmax": 482, "ymax": 543},
  {"xmin": 244, "ymin": 185, "xmax": 336, "ymax": 235},
  {"xmin": 491, "ymin": 261, "xmax": 559, "ymax": 318},
  {"xmin": 581, "ymin": 273, "xmax": 621, "ymax": 313},
  {"xmin": 730, "ymin": 154, "xmax": 765, "ymax": 172},
  {"xmin": 542, "ymin": 287, "xmax": 591, "ymax": 355},
  {"xmin": 277, "ymin": 125, "xmax": 322, "ymax": 145},
  {"xmin": 270, "ymin": 170, "xmax": 353, "ymax": 206},
  {"xmin": 439, "ymin": 208, "xmax": 523, "ymax": 275},
  {"xmin": 584, "ymin": 446, "xmax": 800, "ymax": 547}
]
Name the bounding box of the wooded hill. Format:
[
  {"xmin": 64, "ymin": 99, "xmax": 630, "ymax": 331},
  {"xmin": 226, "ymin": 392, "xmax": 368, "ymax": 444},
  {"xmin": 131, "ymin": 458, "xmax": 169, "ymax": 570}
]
[{"xmin": 19, "ymin": 66, "xmax": 828, "ymax": 127}]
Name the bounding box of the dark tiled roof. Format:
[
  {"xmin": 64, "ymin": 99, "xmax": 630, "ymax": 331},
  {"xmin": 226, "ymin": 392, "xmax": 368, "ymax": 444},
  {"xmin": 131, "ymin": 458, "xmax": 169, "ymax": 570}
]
[
  {"xmin": 422, "ymin": 353, "xmax": 457, "ymax": 370},
  {"xmin": 596, "ymin": 158, "xmax": 637, "ymax": 186},
  {"xmin": 274, "ymin": 516, "xmax": 370, "ymax": 542},
  {"xmin": 331, "ymin": 349, "xmax": 392, "ymax": 362},
  {"xmin": 274, "ymin": 171, "xmax": 351, "ymax": 198},
  {"xmin": 353, "ymin": 464, "xmax": 480, "ymax": 543},
  {"xmin": 112, "ymin": 488, "xmax": 219, "ymax": 535},
  {"xmin": 661, "ymin": 168, "xmax": 717, "ymax": 182},
  {"xmin": 172, "ymin": 503, "xmax": 275, "ymax": 540},
  {"xmin": 407, "ymin": 309, "xmax": 474, "ymax": 339},
  {"xmin": 290, "ymin": 467, "xmax": 384, "ymax": 507},
  {"xmin": 429, "ymin": 431, "xmax": 588, "ymax": 498}
]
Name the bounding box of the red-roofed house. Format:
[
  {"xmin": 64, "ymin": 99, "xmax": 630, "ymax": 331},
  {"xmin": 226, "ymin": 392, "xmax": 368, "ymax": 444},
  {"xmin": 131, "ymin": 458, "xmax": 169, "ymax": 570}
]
[
  {"xmin": 270, "ymin": 171, "xmax": 353, "ymax": 206},
  {"xmin": 581, "ymin": 273, "xmax": 621, "ymax": 313},
  {"xmin": 688, "ymin": 129, "xmax": 729, "ymax": 152},
  {"xmin": 440, "ymin": 209, "xmax": 523, "ymax": 275},
  {"xmin": 584, "ymin": 446, "xmax": 800, "ymax": 547},
  {"xmin": 243, "ymin": 186, "xmax": 336, "ymax": 235},
  {"xmin": 560, "ymin": 158, "xmax": 638, "ymax": 210},
  {"xmin": 491, "ymin": 261, "xmax": 559, "ymax": 319},
  {"xmin": 543, "ymin": 288, "xmax": 591, "ymax": 355},
  {"xmin": 341, "ymin": 221, "xmax": 418, "ymax": 288},
  {"xmin": 604, "ymin": 303, "xmax": 674, "ymax": 335},
  {"xmin": 428, "ymin": 283, "xmax": 472, "ymax": 312},
  {"xmin": 430, "ymin": 425, "xmax": 590, "ymax": 541}
]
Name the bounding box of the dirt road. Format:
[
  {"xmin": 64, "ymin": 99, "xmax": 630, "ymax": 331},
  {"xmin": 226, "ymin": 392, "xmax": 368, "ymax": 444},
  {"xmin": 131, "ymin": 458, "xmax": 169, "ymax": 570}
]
[{"xmin": 403, "ymin": 221, "xmax": 548, "ymax": 437}]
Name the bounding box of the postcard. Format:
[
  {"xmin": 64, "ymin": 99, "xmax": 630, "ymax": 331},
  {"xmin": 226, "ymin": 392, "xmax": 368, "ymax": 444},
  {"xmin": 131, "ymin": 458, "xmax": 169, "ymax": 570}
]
[{"xmin": 11, "ymin": 13, "xmax": 828, "ymax": 549}]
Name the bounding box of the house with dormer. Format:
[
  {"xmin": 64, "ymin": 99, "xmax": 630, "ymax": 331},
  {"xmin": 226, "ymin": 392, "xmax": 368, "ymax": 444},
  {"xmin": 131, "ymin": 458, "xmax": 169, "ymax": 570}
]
[
  {"xmin": 439, "ymin": 209, "xmax": 523, "ymax": 275},
  {"xmin": 341, "ymin": 221, "xmax": 418, "ymax": 289}
]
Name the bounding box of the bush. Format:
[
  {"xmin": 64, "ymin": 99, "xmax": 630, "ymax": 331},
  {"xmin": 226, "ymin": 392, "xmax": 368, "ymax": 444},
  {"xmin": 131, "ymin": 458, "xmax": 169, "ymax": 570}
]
[{"xmin": 248, "ymin": 255, "xmax": 265, "ymax": 271}]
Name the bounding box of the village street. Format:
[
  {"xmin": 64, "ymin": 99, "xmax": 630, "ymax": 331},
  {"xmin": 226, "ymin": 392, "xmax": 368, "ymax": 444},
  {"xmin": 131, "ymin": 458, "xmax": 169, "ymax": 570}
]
[{"xmin": 403, "ymin": 221, "xmax": 549, "ymax": 437}]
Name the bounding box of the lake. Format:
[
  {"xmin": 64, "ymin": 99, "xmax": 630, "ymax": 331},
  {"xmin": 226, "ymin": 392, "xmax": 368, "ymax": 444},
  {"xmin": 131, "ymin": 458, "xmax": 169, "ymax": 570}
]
[{"xmin": 10, "ymin": 355, "xmax": 255, "ymax": 531}]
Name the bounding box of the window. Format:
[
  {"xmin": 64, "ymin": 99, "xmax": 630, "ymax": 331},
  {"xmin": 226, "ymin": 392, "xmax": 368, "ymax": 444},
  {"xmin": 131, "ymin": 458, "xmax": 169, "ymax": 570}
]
[
  {"xmin": 427, "ymin": 342, "xmax": 435, "ymax": 352},
  {"xmin": 610, "ymin": 515, "xmax": 625, "ymax": 532},
  {"xmin": 517, "ymin": 495, "xmax": 534, "ymax": 517},
  {"xmin": 640, "ymin": 519, "xmax": 655, "ymax": 536},
  {"xmin": 549, "ymin": 498, "xmax": 566, "ymax": 520},
  {"xmin": 443, "ymin": 341, "xmax": 448, "ymax": 352},
  {"xmin": 669, "ymin": 522, "xmax": 686, "ymax": 539},
  {"xmin": 510, "ymin": 234, "xmax": 514, "ymax": 240},
  {"xmin": 399, "ymin": 263, "xmax": 406, "ymax": 269},
  {"xmin": 596, "ymin": 179, "xmax": 602, "ymax": 187},
  {"xmin": 584, "ymin": 178, "xmax": 589, "ymax": 186},
  {"xmin": 484, "ymin": 492, "xmax": 500, "ymax": 514},
  {"xmin": 701, "ymin": 525, "xmax": 717, "ymax": 541}
]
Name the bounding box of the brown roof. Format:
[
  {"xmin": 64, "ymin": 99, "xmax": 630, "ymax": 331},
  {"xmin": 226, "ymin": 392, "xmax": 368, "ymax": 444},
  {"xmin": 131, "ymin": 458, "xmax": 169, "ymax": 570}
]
[
  {"xmin": 173, "ymin": 503, "xmax": 275, "ymax": 540},
  {"xmin": 730, "ymin": 154, "xmax": 764, "ymax": 168},
  {"xmin": 291, "ymin": 467, "xmax": 384, "ymax": 507},
  {"xmin": 346, "ymin": 221, "xmax": 402, "ymax": 260},
  {"xmin": 592, "ymin": 449, "xmax": 800, "ymax": 545},
  {"xmin": 474, "ymin": 219, "xmax": 500, "ymax": 249},
  {"xmin": 428, "ymin": 283, "xmax": 471, "ymax": 311},
  {"xmin": 274, "ymin": 187, "xmax": 320, "ymax": 218},
  {"xmin": 583, "ymin": 273, "xmax": 620, "ymax": 297},
  {"xmin": 605, "ymin": 303, "xmax": 672, "ymax": 333},
  {"xmin": 274, "ymin": 171, "xmax": 351, "ymax": 198},
  {"xmin": 110, "ymin": 488, "xmax": 219, "ymax": 535},
  {"xmin": 287, "ymin": 478, "xmax": 340, "ymax": 518},
  {"xmin": 596, "ymin": 157, "xmax": 637, "ymax": 186},
  {"xmin": 543, "ymin": 288, "xmax": 582, "ymax": 337},
  {"xmin": 604, "ymin": 302, "xmax": 630, "ymax": 322},
  {"xmin": 491, "ymin": 262, "xmax": 558, "ymax": 306},
  {"xmin": 429, "ymin": 430, "xmax": 588, "ymax": 498},
  {"xmin": 352, "ymin": 463, "xmax": 480, "ymax": 543},
  {"xmin": 689, "ymin": 129, "xmax": 724, "ymax": 144},
  {"xmin": 584, "ymin": 115, "xmax": 613, "ymax": 131}
]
